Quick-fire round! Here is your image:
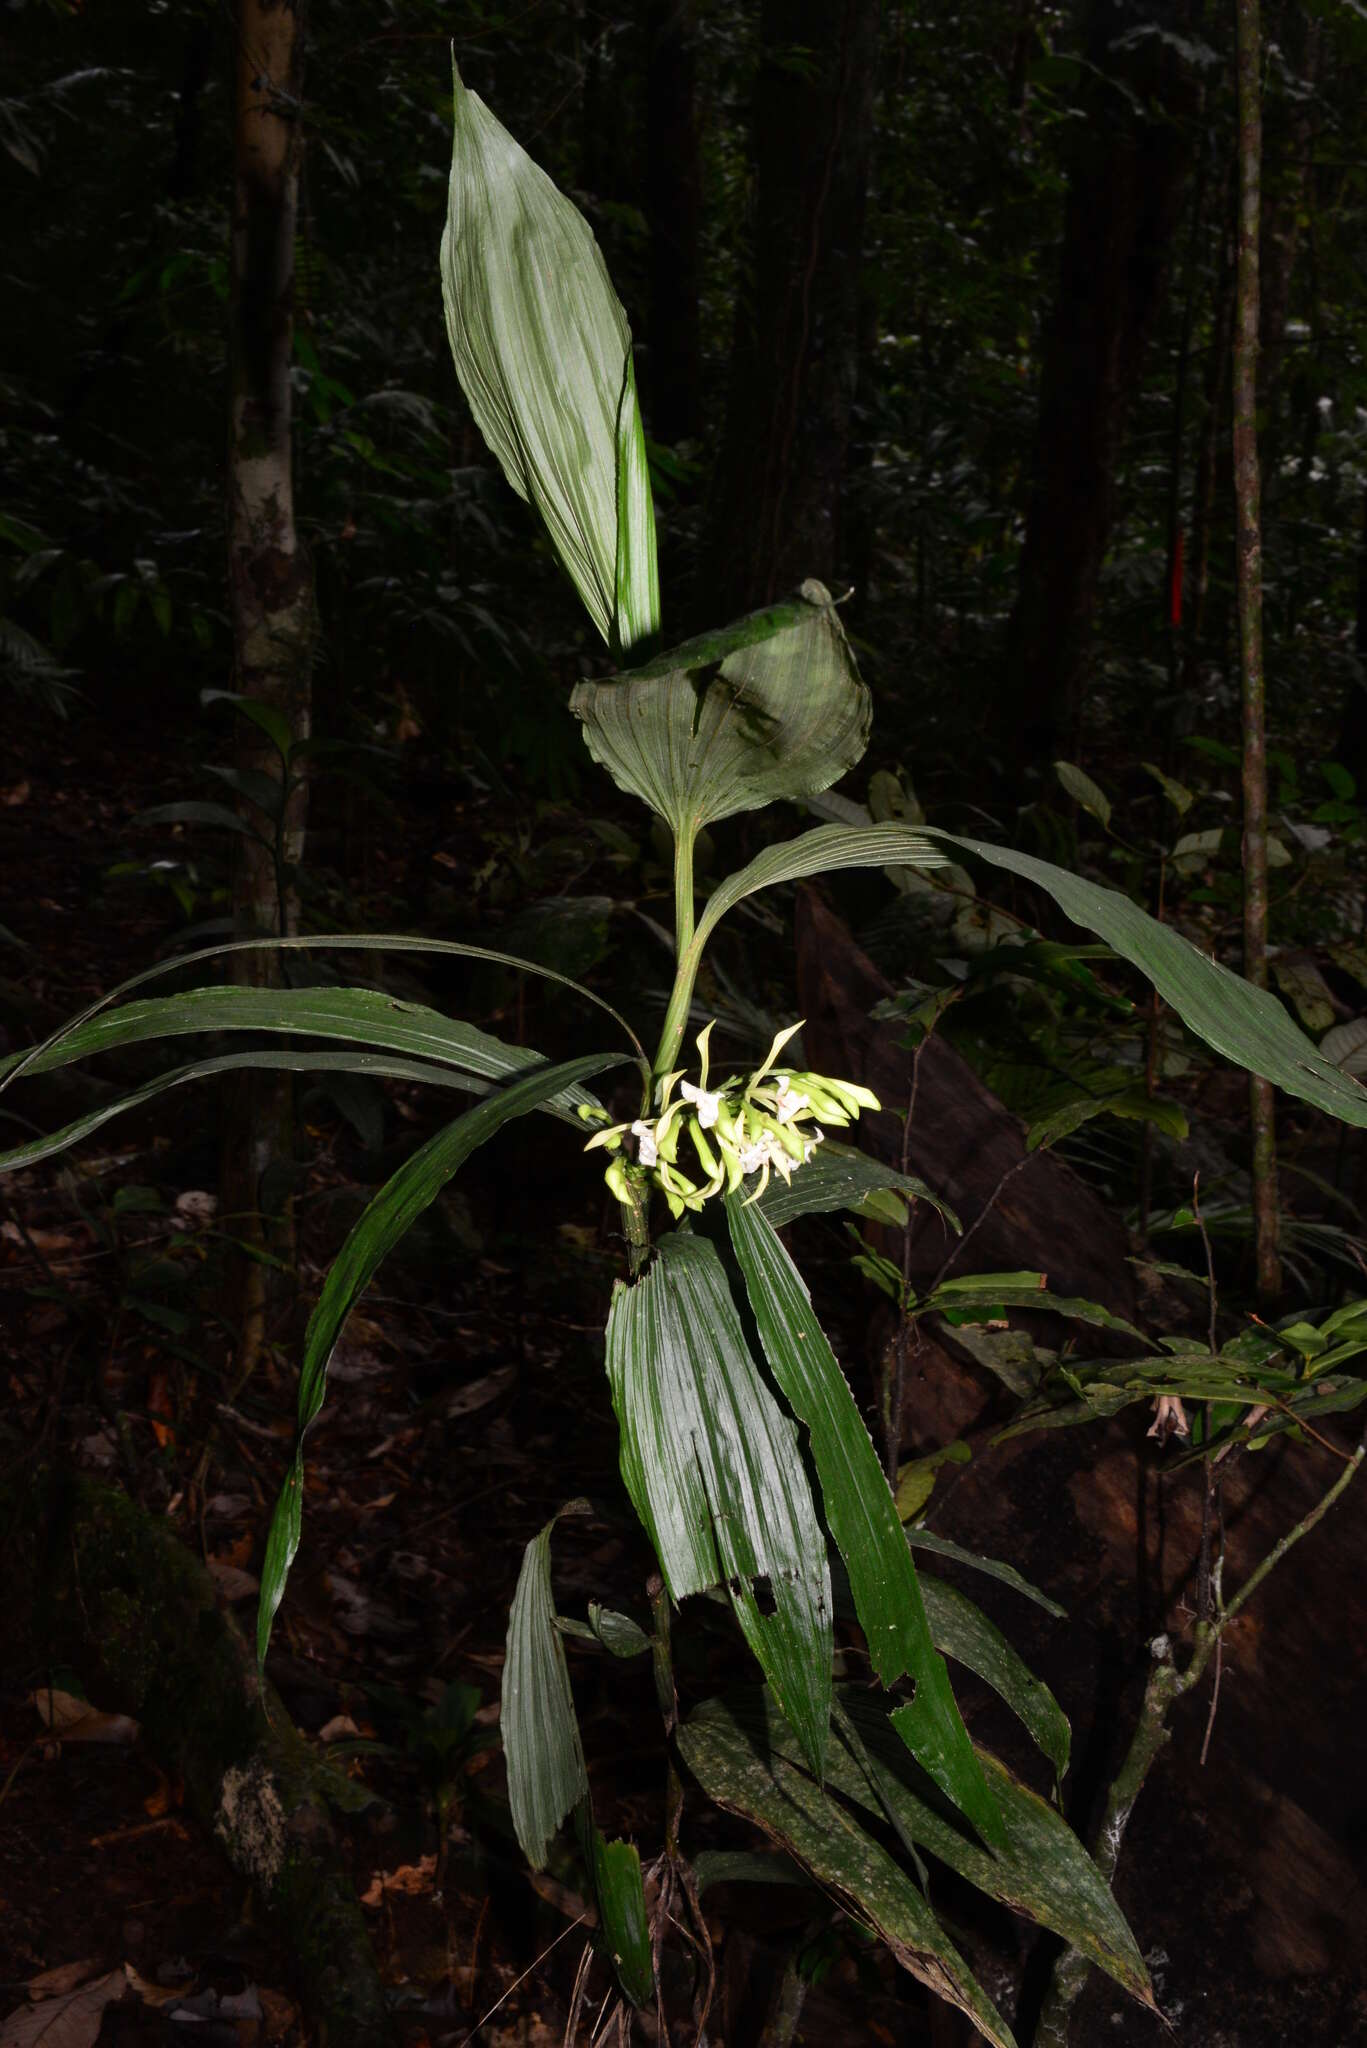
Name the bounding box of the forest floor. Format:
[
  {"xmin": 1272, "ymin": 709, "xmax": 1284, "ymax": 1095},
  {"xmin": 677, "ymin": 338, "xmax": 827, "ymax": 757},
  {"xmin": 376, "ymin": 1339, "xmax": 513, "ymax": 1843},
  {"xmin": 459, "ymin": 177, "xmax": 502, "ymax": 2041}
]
[{"xmin": 2, "ymin": 713, "xmax": 1366, "ymax": 2048}]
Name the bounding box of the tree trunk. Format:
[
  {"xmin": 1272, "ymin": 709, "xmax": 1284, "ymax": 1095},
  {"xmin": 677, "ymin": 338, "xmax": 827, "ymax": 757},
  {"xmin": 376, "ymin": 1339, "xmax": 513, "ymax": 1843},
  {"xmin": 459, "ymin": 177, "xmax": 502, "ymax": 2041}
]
[
  {"xmin": 1003, "ymin": 0, "xmax": 1203, "ymax": 759},
  {"xmin": 1233, "ymin": 0, "xmax": 1280, "ymax": 1302},
  {"xmin": 222, "ymin": 0, "xmax": 314, "ymax": 1380},
  {"xmin": 1181, "ymin": 180, "xmax": 1236, "ymax": 706},
  {"xmin": 703, "ymin": 0, "xmax": 879, "ymax": 619},
  {"xmin": 644, "ymin": 0, "xmax": 702, "ymax": 446}
]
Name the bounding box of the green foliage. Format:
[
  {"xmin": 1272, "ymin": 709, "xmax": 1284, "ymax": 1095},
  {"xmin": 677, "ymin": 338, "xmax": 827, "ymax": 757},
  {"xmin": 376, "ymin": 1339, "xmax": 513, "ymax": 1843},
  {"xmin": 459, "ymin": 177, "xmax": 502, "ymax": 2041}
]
[
  {"xmin": 10, "ymin": 39, "xmax": 1367, "ymax": 2041},
  {"xmin": 440, "ymin": 61, "xmax": 658, "ymax": 656}
]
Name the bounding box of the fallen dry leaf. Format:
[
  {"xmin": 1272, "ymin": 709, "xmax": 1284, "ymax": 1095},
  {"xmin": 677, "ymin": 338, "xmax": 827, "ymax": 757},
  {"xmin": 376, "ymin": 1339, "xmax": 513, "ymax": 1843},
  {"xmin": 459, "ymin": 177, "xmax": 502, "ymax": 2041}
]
[
  {"xmin": 318, "ymin": 1714, "xmax": 361, "ymax": 1744},
  {"xmin": 1, "ymin": 1965, "xmax": 129, "ymax": 2046},
  {"xmin": 440, "ymin": 1364, "xmax": 518, "ymax": 1421},
  {"xmin": 19, "ymin": 1964, "xmax": 100, "ymax": 2001},
  {"xmin": 207, "ymin": 1558, "xmax": 259, "ymax": 1603},
  {"xmin": 31, "ymin": 1690, "xmax": 139, "ymax": 1747},
  {"xmin": 359, "ymin": 1855, "xmax": 438, "ymax": 1908}
]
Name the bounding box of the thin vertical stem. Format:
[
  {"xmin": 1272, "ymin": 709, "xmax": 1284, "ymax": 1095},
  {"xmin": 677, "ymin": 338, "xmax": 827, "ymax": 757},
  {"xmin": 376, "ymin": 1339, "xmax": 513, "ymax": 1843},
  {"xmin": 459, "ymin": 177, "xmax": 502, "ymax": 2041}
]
[{"xmin": 1234, "ymin": 0, "xmax": 1281, "ymax": 1302}]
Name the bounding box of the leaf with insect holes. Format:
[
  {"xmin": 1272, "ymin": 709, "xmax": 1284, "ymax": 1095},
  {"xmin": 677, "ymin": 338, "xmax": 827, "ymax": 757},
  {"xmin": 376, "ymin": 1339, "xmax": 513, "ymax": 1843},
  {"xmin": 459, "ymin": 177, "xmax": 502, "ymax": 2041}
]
[
  {"xmin": 604, "ymin": 1230, "xmax": 832, "ymax": 1777},
  {"xmin": 571, "ymin": 584, "xmax": 870, "ymax": 847}
]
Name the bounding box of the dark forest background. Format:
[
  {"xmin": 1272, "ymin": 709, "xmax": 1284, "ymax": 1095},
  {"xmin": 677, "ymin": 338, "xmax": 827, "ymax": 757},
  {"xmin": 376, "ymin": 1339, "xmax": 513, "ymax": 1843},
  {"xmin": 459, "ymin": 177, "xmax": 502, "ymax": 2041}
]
[{"xmin": 3, "ymin": 3, "xmax": 1367, "ymax": 2045}]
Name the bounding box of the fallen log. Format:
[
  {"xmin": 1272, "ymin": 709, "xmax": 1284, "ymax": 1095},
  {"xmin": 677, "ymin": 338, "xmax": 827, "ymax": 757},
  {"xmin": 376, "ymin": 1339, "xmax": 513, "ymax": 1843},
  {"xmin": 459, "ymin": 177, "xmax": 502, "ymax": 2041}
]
[{"xmin": 13, "ymin": 1471, "xmax": 396, "ymax": 2048}]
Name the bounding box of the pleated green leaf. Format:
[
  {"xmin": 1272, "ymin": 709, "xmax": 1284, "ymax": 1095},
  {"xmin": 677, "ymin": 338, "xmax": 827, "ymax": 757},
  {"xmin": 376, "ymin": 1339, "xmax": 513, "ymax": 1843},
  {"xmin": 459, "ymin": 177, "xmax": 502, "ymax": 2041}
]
[
  {"xmin": 831, "ymin": 1693, "xmax": 1152, "ymax": 2009},
  {"xmin": 679, "ymin": 811, "xmax": 1367, "ymax": 1130},
  {"xmin": 503, "ymin": 1508, "xmax": 590, "ymax": 1870},
  {"xmin": 603, "ymin": 1230, "xmax": 832, "ymax": 1776},
  {"xmin": 727, "ymin": 1197, "xmax": 1004, "ymax": 1848},
  {"xmin": 440, "ymin": 59, "xmax": 658, "ymax": 654},
  {"xmin": 917, "ymin": 1576, "xmax": 1071, "ymax": 1782},
  {"xmin": 928, "ymin": 829, "xmax": 1367, "ymax": 1128},
  {"xmin": 0, "ymin": 984, "xmax": 603, "ymax": 1122},
  {"xmin": 591, "ymin": 1833, "xmax": 654, "ymax": 2006},
  {"xmin": 689, "ymin": 823, "xmax": 946, "ymax": 962},
  {"xmin": 570, "ymin": 583, "xmax": 870, "ymax": 843},
  {"xmin": 687, "ymin": 1690, "xmax": 1152, "ymax": 2017},
  {"xmin": 678, "ymin": 1695, "xmax": 1016, "ymax": 2048},
  {"xmin": 257, "ymin": 1053, "xmax": 627, "ymax": 1668},
  {"xmin": 0, "ymin": 929, "xmax": 647, "ymax": 1101},
  {"xmin": 0, "ymin": 1047, "xmax": 492, "ymax": 1175}
]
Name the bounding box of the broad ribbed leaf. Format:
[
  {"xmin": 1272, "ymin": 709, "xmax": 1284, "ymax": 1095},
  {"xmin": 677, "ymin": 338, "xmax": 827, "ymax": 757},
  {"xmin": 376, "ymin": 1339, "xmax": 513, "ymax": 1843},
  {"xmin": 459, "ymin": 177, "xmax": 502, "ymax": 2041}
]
[
  {"xmin": 831, "ymin": 1693, "xmax": 1152, "ymax": 2008},
  {"xmin": 0, "ymin": 929, "xmax": 646, "ymax": 1103},
  {"xmin": 440, "ymin": 60, "xmax": 658, "ymax": 654},
  {"xmin": 591, "ymin": 1834, "xmax": 654, "ymax": 2006},
  {"xmin": 503, "ymin": 1508, "xmax": 590, "ymax": 1869},
  {"xmin": 678, "ymin": 1696, "xmax": 1015, "ymax": 2048},
  {"xmin": 683, "ymin": 812, "xmax": 1367, "ymax": 1130},
  {"xmin": 929, "ymin": 830, "xmax": 1367, "ymax": 1129},
  {"xmin": 570, "ymin": 584, "xmax": 870, "ymax": 843},
  {"xmin": 918, "ymin": 1576, "xmax": 1071, "ymax": 1781},
  {"xmin": 0, "ymin": 985, "xmax": 602, "ymax": 1121},
  {"xmin": 727, "ymin": 1197, "xmax": 1003, "ymax": 1847},
  {"xmin": 756, "ymin": 1137, "xmax": 959, "ymax": 1232},
  {"xmin": 691, "ymin": 1690, "xmax": 1151, "ymax": 2015},
  {"xmin": 689, "ymin": 823, "xmax": 946, "ymax": 964},
  {"xmin": 603, "ymin": 1230, "xmax": 832, "ymax": 1776},
  {"xmin": 905, "ymin": 1528, "xmax": 1067, "ymax": 1619},
  {"xmin": 0, "ymin": 1047, "xmax": 491, "ymax": 1174},
  {"xmin": 257, "ymin": 1052, "xmax": 626, "ymax": 1666}
]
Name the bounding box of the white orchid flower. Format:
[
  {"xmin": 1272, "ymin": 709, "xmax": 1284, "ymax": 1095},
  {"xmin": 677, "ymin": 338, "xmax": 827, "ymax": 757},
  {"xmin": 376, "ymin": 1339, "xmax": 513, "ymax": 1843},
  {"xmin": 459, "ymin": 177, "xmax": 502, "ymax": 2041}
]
[
  {"xmin": 631, "ymin": 1119, "xmax": 660, "ymax": 1167},
  {"xmin": 680, "ymin": 1078, "xmax": 722, "ymax": 1128},
  {"xmin": 771, "ymin": 1079, "xmax": 810, "ymax": 1125}
]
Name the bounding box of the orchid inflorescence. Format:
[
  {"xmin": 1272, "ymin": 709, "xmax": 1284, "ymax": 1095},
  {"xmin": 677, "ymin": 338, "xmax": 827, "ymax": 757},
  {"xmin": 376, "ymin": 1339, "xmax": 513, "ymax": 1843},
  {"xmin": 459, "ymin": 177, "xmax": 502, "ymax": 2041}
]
[{"xmin": 580, "ymin": 1020, "xmax": 880, "ymax": 1218}]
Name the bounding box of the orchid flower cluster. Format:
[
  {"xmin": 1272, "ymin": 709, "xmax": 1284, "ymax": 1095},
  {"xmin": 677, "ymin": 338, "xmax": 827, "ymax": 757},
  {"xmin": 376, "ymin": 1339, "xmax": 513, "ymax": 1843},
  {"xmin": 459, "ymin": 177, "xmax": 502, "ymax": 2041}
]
[{"xmin": 581, "ymin": 1020, "xmax": 880, "ymax": 1218}]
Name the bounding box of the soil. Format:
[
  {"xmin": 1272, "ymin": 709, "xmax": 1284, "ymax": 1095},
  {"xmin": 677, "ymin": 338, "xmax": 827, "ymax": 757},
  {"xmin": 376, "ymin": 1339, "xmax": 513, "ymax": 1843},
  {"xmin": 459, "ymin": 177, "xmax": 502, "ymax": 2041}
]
[{"xmin": 2, "ymin": 711, "xmax": 1366, "ymax": 2047}]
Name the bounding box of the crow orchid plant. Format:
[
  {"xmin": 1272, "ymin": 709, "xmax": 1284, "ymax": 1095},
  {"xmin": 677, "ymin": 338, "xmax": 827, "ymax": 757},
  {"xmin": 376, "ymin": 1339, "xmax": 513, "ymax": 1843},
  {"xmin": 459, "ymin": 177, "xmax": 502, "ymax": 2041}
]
[{"xmin": 5, "ymin": 60, "xmax": 1367, "ymax": 2045}]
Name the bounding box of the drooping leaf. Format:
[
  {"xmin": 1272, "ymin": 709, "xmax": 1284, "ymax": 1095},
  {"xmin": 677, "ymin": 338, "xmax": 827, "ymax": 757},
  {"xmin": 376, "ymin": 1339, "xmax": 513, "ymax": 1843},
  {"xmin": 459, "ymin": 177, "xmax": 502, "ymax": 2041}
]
[
  {"xmin": 655, "ymin": 820, "xmax": 948, "ymax": 1070},
  {"xmin": 440, "ymin": 60, "xmax": 658, "ymax": 654},
  {"xmin": 917, "ymin": 1575, "xmax": 1071, "ymax": 1781},
  {"xmin": 827, "ymin": 1695, "xmax": 1150, "ymax": 2006},
  {"xmin": 693, "ymin": 1690, "xmax": 1151, "ymax": 2012},
  {"xmin": 688, "ymin": 822, "xmax": 947, "ymax": 965},
  {"xmin": 570, "ymin": 583, "xmax": 870, "ymax": 845},
  {"xmin": 503, "ymin": 1506, "xmax": 590, "ymax": 1869},
  {"xmin": 726, "ymin": 1197, "xmax": 1003, "ymax": 1846},
  {"xmin": 590, "ymin": 1833, "xmax": 654, "ymax": 2006},
  {"xmin": 756, "ymin": 1137, "xmax": 960, "ymax": 1233},
  {"xmin": 1025, "ymin": 1085, "xmax": 1188, "ymax": 1153},
  {"xmin": 925, "ymin": 1273, "xmax": 1145, "ymax": 1342},
  {"xmin": 257, "ymin": 1053, "xmax": 627, "ymax": 1666},
  {"xmin": 686, "ymin": 814, "xmax": 1367, "ymax": 1130},
  {"xmin": 905, "ymin": 1527, "xmax": 1067, "ymax": 1619},
  {"xmin": 0, "ymin": 984, "xmax": 605, "ymax": 1120},
  {"xmin": 0, "ymin": 929, "xmax": 646, "ymax": 1105},
  {"xmin": 603, "ymin": 1230, "xmax": 832, "ymax": 1776},
  {"xmin": 0, "ymin": 1047, "xmax": 492, "ymax": 1175},
  {"xmin": 926, "ymin": 829, "xmax": 1367, "ymax": 1128},
  {"xmin": 678, "ymin": 1695, "xmax": 1016, "ymax": 2048}
]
